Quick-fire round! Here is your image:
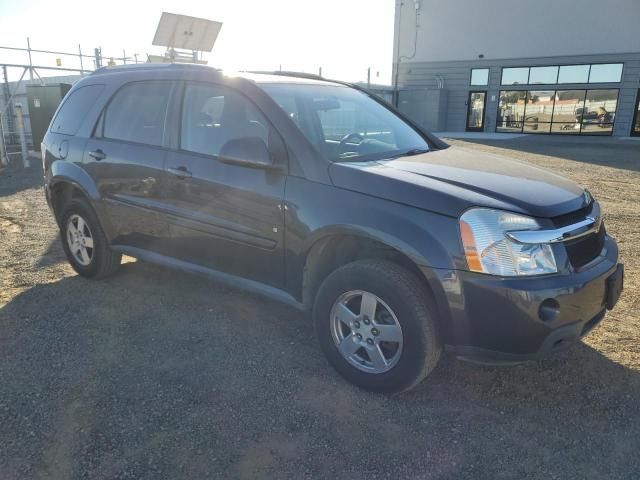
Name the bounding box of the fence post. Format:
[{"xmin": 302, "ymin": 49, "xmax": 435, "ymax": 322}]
[
  {"xmin": 14, "ymin": 103, "xmax": 29, "ymax": 168},
  {"xmin": 0, "ymin": 114, "xmax": 7, "ymax": 167}
]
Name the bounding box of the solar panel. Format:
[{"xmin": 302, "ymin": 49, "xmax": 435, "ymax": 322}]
[{"xmin": 152, "ymin": 12, "xmax": 222, "ymax": 52}]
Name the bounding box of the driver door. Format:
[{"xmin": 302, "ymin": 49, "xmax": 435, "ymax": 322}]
[{"xmin": 160, "ymin": 82, "xmax": 287, "ymax": 288}]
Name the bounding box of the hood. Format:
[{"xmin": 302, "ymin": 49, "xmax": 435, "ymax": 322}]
[{"xmin": 329, "ymin": 146, "xmax": 587, "ymax": 218}]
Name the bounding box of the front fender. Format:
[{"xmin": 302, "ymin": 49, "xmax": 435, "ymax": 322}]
[
  {"xmin": 284, "ymin": 176, "xmax": 465, "ymax": 302},
  {"xmin": 301, "ymin": 223, "xmax": 449, "ymax": 271}
]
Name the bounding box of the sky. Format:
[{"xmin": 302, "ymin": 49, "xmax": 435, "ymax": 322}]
[{"xmin": 0, "ymin": 0, "xmax": 395, "ymax": 84}]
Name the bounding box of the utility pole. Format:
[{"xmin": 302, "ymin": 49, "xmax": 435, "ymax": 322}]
[{"xmin": 14, "ymin": 103, "xmax": 29, "ymax": 168}]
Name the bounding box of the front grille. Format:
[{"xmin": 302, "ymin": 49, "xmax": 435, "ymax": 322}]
[
  {"xmin": 563, "ymin": 222, "xmax": 606, "ymax": 268},
  {"xmin": 552, "ymin": 201, "xmax": 594, "ymax": 228},
  {"xmin": 552, "ymin": 201, "xmax": 605, "ymax": 269}
]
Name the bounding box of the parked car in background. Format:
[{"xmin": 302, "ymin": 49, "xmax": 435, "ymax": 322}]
[{"xmin": 42, "ymin": 64, "xmax": 623, "ymax": 392}]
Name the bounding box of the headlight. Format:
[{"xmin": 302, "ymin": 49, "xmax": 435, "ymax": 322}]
[{"xmin": 459, "ymin": 208, "xmax": 557, "ymax": 276}]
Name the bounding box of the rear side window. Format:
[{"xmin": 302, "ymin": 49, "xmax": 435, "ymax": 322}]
[
  {"xmin": 103, "ymin": 81, "xmax": 173, "ymax": 146},
  {"xmin": 50, "ymin": 84, "xmax": 104, "ymax": 136}
]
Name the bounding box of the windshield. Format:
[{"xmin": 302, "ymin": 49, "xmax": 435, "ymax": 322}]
[{"xmin": 261, "ymin": 83, "xmax": 429, "ymax": 162}]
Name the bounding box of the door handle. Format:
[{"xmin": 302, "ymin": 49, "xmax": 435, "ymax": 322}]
[
  {"xmin": 167, "ymin": 166, "xmax": 192, "ymax": 179},
  {"xmin": 88, "ymin": 149, "xmax": 106, "ymax": 161}
]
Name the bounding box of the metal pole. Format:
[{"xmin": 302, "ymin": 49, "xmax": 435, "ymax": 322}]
[
  {"xmin": 14, "ymin": 103, "xmax": 29, "ymax": 168},
  {"xmin": 134, "ymin": 53, "xmax": 139, "ymax": 64},
  {"xmin": 319, "ymin": 67, "xmax": 322, "ymax": 77},
  {"xmin": 367, "ymin": 67, "xmax": 371, "ymax": 89},
  {"xmin": 0, "ymin": 114, "xmax": 7, "ymax": 167},
  {"xmin": 123, "ymin": 49, "xmax": 127, "ymax": 64},
  {"xmin": 78, "ymin": 44, "xmax": 84, "ymax": 74},
  {"xmin": 26, "ymin": 37, "xmax": 34, "ymax": 81},
  {"xmin": 32, "ymin": 67, "xmax": 45, "ymax": 86},
  {"xmin": 393, "ymin": 0, "xmax": 403, "ymax": 107},
  {"xmin": 94, "ymin": 48, "xmax": 102, "ymax": 69},
  {"xmin": 1, "ymin": 67, "xmax": 28, "ymax": 117}
]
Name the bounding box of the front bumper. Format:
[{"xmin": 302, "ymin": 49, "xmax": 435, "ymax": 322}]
[{"xmin": 427, "ymin": 236, "xmax": 622, "ymax": 363}]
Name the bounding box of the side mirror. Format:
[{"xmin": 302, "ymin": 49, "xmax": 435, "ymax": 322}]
[{"xmin": 219, "ymin": 136, "xmax": 277, "ymax": 169}]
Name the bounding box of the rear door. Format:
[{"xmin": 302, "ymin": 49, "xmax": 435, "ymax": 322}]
[
  {"xmin": 161, "ymin": 81, "xmax": 287, "ymax": 288},
  {"xmin": 83, "ymin": 80, "xmax": 176, "ymax": 251}
]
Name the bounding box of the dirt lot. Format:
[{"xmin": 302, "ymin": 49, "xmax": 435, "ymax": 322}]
[{"xmin": 1, "ymin": 136, "xmax": 639, "ymax": 479}]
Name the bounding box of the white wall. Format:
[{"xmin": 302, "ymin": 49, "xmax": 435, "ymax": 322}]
[{"xmin": 393, "ymin": 0, "xmax": 640, "ymax": 64}]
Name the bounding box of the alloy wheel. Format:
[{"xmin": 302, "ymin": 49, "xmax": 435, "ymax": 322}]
[
  {"xmin": 329, "ymin": 290, "xmax": 403, "ymax": 374},
  {"xmin": 66, "ymin": 214, "xmax": 95, "ymax": 266}
]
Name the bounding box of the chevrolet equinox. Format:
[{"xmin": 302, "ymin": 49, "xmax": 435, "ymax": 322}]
[{"xmin": 42, "ymin": 64, "xmax": 624, "ymax": 392}]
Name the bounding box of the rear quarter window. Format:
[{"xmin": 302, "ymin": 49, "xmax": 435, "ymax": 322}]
[{"xmin": 50, "ymin": 84, "xmax": 104, "ymax": 136}]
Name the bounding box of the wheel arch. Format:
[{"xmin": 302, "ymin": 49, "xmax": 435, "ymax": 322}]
[
  {"xmin": 300, "ymin": 228, "xmax": 455, "ymax": 343},
  {"xmin": 48, "ymin": 162, "xmax": 115, "ymax": 242},
  {"xmin": 302, "ymin": 228, "xmax": 432, "ymax": 306},
  {"xmin": 49, "ymin": 179, "xmax": 95, "ymax": 225}
]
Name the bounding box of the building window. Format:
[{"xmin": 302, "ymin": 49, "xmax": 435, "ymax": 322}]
[
  {"xmin": 557, "ymin": 65, "xmax": 590, "ymax": 84},
  {"xmin": 551, "ymin": 90, "xmax": 586, "ymax": 134},
  {"xmin": 523, "ymin": 91, "xmax": 554, "ymax": 133},
  {"xmin": 501, "ymin": 67, "xmax": 529, "ymax": 85},
  {"xmin": 580, "ymin": 89, "xmax": 618, "ymax": 135},
  {"xmin": 470, "ymin": 68, "xmax": 489, "ymax": 86},
  {"xmin": 500, "ymin": 63, "xmax": 623, "ymax": 86},
  {"xmin": 497, "ymin": 88, "xmax": 619, "ymax": 135},
  {"xmin": 496, "ymin": 91, "xmax": 527, "ymax": 132},
  {"xmin": 529, "ymin": 66, "xmax": 558, "ymax": 85},
  {"xmin": 588, "ymin": 63, "xmax": 623, "ymax": 83}
]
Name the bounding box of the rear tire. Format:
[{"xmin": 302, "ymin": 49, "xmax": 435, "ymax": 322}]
[
  {"xmin": 60, "ymin": 199, "xmax": 121, "ymax": 278},
  {"xmin": 313, "ymin": 259, "xmax": 441, "ymax": 393}
]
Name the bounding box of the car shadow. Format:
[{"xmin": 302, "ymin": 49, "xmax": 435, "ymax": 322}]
[
  {"xmin": 449, "ymin": 135, "xmax": 640, "ymax": 173},
  {"xmin": 36, "ymin": 237, "xmax": 66, "ymax": 267},
  {"xmin": 0, "ymin": 165, "xmax": 43, "ymax": 197},
  {"xmin": 1, "ymin": 261, "xmax": 638, "ymax": 478}
]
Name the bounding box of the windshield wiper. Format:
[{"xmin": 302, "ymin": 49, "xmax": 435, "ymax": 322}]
[{"xmin": 389, "ymin": 148, "xmax": 429, "ymax": 160}]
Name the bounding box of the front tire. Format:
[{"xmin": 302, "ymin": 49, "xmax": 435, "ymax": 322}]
[
  {"xmin": 313, "ymin": 259, "xmax": 441, "ymax": 393},
  {"xmin": 60, "ymin": 200, "xmax": 121, "ymax": 278}
]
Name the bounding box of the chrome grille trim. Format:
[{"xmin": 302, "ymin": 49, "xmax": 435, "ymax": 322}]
[{"xmin": 506, "ymin": 202, "xmax": 602, "ymax": 245}]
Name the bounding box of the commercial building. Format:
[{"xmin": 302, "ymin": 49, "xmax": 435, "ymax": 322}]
[{"xmin": 393, "ymin": 0, "xmax": 640, "ymax": 137}]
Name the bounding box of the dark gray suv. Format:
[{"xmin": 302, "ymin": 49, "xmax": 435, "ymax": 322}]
[{"xmin": 42, "ymin": 64, "xmax": 624, "ymax": 392}]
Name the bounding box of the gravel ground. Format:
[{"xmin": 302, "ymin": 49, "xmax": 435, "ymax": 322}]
[{"xmin": 0, "ymin": 137, "xmax": 639, "ymax": 479}]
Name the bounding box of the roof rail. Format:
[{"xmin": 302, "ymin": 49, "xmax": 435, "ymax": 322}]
[
  {"xmin": 247, "ymin": 70, "xmax": 325, "ymax": 81},
  {"xmin": 91, "ymin": 62, "xmax": 220, "ymax": 76}
]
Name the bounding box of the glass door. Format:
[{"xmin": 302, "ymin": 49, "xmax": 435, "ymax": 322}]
[
  {"xmin": 466, "ymin": 91, "xmax": 486, "ymax": 132},
  {"xmin": 632, "ymin": 89, "xmax": 640, "ymax": 136}
]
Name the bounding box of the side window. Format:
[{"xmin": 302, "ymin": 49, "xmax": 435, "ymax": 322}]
[
  {"xmin": 180, "ymin": 83, "xmax": 269, "ymax": 157},
  {"xmin": 103, "ymin": 81, "xmax": 172, "ymax": 146},
  {"xmin": 50, "ymin": 84, "xmax": 104, "ymax": 136},
  {"xmin": 268, "ymin": 91, "xmax": 320, "ymax": 144}
]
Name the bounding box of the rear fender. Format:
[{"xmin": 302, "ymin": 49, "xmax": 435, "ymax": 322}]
[{"xmin": 48, "ymin": 160, "xmax": 115, "ymax": 240}]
